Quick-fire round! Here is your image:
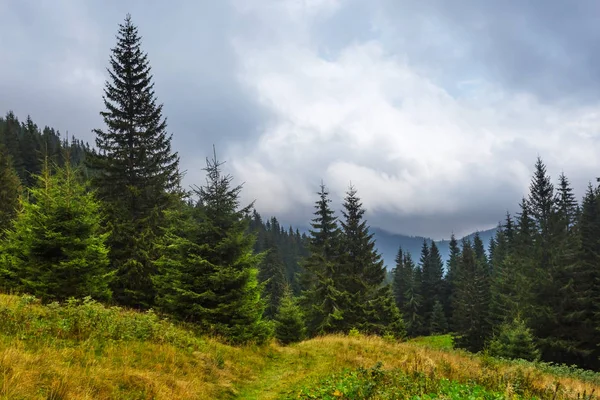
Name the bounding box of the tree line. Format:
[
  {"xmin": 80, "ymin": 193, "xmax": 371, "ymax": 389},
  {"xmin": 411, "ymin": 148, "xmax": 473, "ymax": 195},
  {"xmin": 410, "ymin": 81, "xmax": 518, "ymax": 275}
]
[{"xmin": 392, "ymin": 158, "xmax": 600, "ymax": 370}]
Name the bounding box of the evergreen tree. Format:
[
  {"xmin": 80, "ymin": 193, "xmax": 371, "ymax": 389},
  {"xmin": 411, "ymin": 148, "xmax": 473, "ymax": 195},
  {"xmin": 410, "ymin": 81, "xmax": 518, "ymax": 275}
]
[
  {"xmin": 274, "ymin": 286, "xmax": 306, "ymax": 345},
  {"xmin": 404, "ymin": 255, "xmax": 424, "ymax": 337},
  {"xmin": 526, "ymin": 158, "xmax": 563, "ymax": 358},
  {"xmin": 1, "ymin": 111, "xmax": 24, "ymax": 182},
  {"xmin": 258, "ymin": 234, "xmax": 287, "ymax": 319},
  {"xmin": 444, "ymin": 233, "xmax": 460, "ymax": 329},
  {"xmin": 0, "ymin": 147, "xmax": 21, "ymax": 238},
  {"xmin": 453, "ymin": 239, "xmax": 490, "ymax": 352},
  {"xmin": 488, "ymin": 318, "xmax": 540, "ymax": 362},
  {"xmin": 392, "ymin": 246, "xmax": 409, "ymax": 310},
  {"xmin": 0, "ymin": 158, "xmax": 111, "ymax": 301},
  {"xmin": 337, "ymin": 185, "xmax": 405, "ymax": 336},
  {"xmin": 557, "ymin": 184, "xmax": 600, "ymax": 369},
  {"xmin": 154, "ymin": 151, "xmax": 269, "ymax": 344},
  {"xmin": 422, "ymin": 240, "xmax": 444, "ymax": 333},
  {"xmin": 88, "ymin": 14, "xmax": 182, "ymax": 309},
  {"xmin": 429, "ymin": 299, "xmax": 448, "ymax": 334},
  {"xmin": 299, "ymin": 183, "xmax": 343, "ymax": 336},
  {"xmin": 20, "ymin": 116, "xmax": 41, "ymax": 188}
]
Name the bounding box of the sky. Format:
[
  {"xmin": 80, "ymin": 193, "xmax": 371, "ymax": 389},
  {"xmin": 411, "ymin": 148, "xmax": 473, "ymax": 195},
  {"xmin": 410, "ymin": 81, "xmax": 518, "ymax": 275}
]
[{"xmin": 1, "ymin": 0, "xmax": 600, "ymax": 239}]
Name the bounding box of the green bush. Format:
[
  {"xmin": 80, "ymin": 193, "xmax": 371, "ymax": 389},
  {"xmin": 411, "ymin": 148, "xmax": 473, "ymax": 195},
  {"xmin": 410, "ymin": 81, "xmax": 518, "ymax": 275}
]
[{"xmin": 488, "ymin": 318, "xmax": 540, "ymax": 362}]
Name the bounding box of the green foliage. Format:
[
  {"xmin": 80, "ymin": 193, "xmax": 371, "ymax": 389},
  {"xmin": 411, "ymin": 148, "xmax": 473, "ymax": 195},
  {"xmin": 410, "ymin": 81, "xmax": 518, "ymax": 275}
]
[
  {"xmin": 250, "ymin": 212, "xmax": 309, "ymax": 295},
  {"xmin": 337, "ymin": 185, "xmax": 405, "ymax": 336},
  {"xmin": 0, "ymin": 146, "xmax": 21, "ymax": 238},
  {"xmin": 0, "ymin": 159, "xmax": 111, "ymax": 302},
  {"xmin": 154, "ymin": 151, "xmax": 270, "ymax": 344},
  {"xmin": 285, "ymin": 362, "xmax": 515, "ymax": 400},
  {"xmin": 403, "ymin": 257, "xmax": 424, "ymax": 337},
  {"xmin": 0, "ymin": 294, "xmax": 202, "ymax": 349},
  {"xmin": 429, "ymin": 299, "xmax": 448, "ymax": 334},
  {"xmin": 258, "ymin": 233, "xmax": 287, "ymax": 319},
  {"xmin": 421, "ymin": 240, "xmax": 444, "ymax": 333},
  {"xmin": 488, "ymin": 318, "xmax": 541, "ymax": 362},
  {"xmin": 275, "ymin": 287, "xmax": 306, "ymax": 345},
  {"xmin": 299, "ymin": 182, "xmax": 343, "ymax": 336},
  {"xmin": 88, "ymin": 14, "xmax": 182, "ymax": 309},
  {"xmin": 452, "ymin": 239, "xmax": 490, "ymax": 352}
]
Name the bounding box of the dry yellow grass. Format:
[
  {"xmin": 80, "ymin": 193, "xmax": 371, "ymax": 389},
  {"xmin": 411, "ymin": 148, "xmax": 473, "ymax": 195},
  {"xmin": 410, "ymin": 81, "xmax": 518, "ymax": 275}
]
[{"xmin": 1, "ymin": 293, "xmax": 599, "ymax": 399}]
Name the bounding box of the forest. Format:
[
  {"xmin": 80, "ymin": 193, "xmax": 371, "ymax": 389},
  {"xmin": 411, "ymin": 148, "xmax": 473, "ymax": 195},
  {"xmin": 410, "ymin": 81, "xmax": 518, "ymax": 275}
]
[{"xmin": 1, "ymin": 14, "xmax": 600, "ymax": 374}]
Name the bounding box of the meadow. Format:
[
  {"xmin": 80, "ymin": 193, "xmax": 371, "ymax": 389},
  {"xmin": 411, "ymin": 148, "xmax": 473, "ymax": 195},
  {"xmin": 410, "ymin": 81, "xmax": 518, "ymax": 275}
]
[{"xmin": 0, "ymin": 293, "xmax": 598, "ymax": 399}]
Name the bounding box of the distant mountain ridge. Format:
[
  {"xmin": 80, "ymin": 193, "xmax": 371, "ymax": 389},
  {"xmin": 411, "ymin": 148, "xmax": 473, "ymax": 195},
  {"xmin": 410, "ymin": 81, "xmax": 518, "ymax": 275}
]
[
  {"xmin": 293, "ymin": 223, "xmax": 497, "ymax": 271},
  {"xmin": 371, "ymin": 227, "xmax": 498, "ymax": 270}
]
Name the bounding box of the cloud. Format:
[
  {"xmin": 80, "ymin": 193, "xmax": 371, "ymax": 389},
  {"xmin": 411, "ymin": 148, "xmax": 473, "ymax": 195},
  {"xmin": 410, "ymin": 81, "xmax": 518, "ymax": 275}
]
[
  {"xmin": 2, "ymin": 0, "xmax": 600, "ymax": 238},
  {"xmin": 229, "ymin": 1, "xmax": 600, "ymax": 238}
]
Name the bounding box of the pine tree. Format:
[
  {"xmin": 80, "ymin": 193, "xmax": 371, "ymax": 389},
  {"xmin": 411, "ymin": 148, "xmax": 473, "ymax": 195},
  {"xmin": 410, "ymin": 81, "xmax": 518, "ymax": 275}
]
[
  {"xmin": 444, "ymin": 233, "xmax": 460, "ymax": 329},
  {"xmin": 89, "ymin": 14, "xmax": 182, "ymax": 309},
  {"xmin": 429, "ymin": 299, "xmax": 448, "ymax": 334},
  {"xmin": 1, "ymin": 112, "xmax": 24, "ymax": 182},
  {"xmin": 274, "ymin": 286, "xmax": 306, "ymax": 345},
  {"xmin": 337, "ymin": 185, "xmax": 405, "ymax": 336},
  {"xmin": 404, "ymin": 255, "xmax": 424, "ymax": 337},
  {"xmin": 488, "ymin": 318, "xmax": 540, "ymax": 362},
  {"xmin": 489, "ymin": 224, "xmax": 512, "ymax": 329},
  {"xmin": 422, "ymin": 240, "xmax": 444, "ymax": 333},
  {"xmin": 0, "ymin": 147, "xmax": 21, "ymax": 238},
  {"xmin": 258, "ymin": 234, "xmax": 287, "ymax": 319},
  {"xmin": 392, "ymin": 246, "xmax": 409, "ymax": 309},
  {"xmin": 0, "ymin": 157, "xmax": 111, "ymax": 301},
  {"xmin": 154, "ymin": 151, "xmax": 270, "ymax": 344},
  {"xmin": 453, "ymin": 239, "xmax": 490, "ymax": 352},
  {"xmin": 558, "ymin": 184, "xmax": 600, "ymax": 369},
  {"xmin": 20, "ymin": 116, "xmax": 41, "ymax": 188},
  {"xmin": 299, "ymin": 183, "xmax": 343, "ymax": 336},
  {"xmin": 526, "ymin": 158, "xmax": 563, "ymax": 358},
  {"xmin": 543, "ymin": 173, "xmax": 585, "ymax": 366}
]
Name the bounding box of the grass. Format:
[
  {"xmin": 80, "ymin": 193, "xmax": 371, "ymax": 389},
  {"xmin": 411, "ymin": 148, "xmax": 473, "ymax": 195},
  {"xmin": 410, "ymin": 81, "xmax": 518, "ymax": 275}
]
[{"xmin": 1, "ymin": 294, "xmax": 599, "ymax": 399}]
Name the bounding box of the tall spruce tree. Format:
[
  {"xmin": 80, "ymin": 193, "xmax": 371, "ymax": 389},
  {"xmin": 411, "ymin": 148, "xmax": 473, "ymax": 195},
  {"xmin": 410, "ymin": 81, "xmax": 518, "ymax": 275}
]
[
  {"xmin": 560, "ymin": 184, "xmax": 600, "ymax": 368},
  {"xmin": 258, "ymin": 233, "xmax": 287, "ymax": 319},
  {"xmin": 453, "ymin": 239, "xmax": 490, "ymax": 352},
  {"xmin": 392, "ymin": 246, "xmax": 409, "ymax": 310},
  {"xmin": 526, "ymin": 158, "xmax": 562, "ymax": 358},
  {"xmin": 422, "ymin": 240, "xmax": 444, "ymax": 333},
  {"xmin": 154, "ymin": 151, "xmax": 270, "ymax": 344},
  {"xmin": 0, "ymin": 147, "xmax": 21, "ymax": 238},
  {"xmin": 404, "ymin": 254, "xmax": 424, "ymax": 337},
  {"xmin": 299, "ymin": 183, "xmax": 343, "ymax": 336},
  {"xmin": 337, "ymin": 185, "xmax": 405, "ymax": 336},
  {"xmin": 444, "ymin": 233, "xmax": 460, "ymax": 329},
  {"xmin": 89, "ymin": 14, "xmax": 182, "ymax": 308},
  {"xmin": 0, "ymin": 158, "xmax": 111, "ymax": 301}
]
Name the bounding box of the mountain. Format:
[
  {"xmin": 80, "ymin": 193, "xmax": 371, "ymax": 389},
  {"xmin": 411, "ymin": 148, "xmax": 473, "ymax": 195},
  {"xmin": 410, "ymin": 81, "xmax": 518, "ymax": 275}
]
[{"xmin": 371, "ymin": 227, "xmax": 498, "ymax": 270}]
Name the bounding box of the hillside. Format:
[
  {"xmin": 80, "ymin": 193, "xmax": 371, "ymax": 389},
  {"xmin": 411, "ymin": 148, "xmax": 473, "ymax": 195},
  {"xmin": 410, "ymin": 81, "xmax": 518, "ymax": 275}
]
[{"xmin": 1, "ymin": 293, "xmax": 598, "ymax": 400}]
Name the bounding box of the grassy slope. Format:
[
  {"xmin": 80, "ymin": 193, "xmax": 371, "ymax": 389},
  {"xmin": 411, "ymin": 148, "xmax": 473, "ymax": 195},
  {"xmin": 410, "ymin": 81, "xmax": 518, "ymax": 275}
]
[{"xmin": 1, "ymin": 294, "xmax": 599, "ymax": 399}]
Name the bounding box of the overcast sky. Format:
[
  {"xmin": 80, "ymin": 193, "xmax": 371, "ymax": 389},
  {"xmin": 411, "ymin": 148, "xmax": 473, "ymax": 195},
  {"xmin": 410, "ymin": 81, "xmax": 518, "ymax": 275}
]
[{"xmin": 2, "ymin": 0, "xmax": 600, "ymax": 239}]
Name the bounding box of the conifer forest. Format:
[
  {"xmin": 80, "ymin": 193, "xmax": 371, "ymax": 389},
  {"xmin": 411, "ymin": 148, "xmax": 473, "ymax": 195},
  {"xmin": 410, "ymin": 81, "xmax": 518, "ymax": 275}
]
[{"xmin": 2, "ymin": 14, "xmax": 600, "ymax": 389}]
